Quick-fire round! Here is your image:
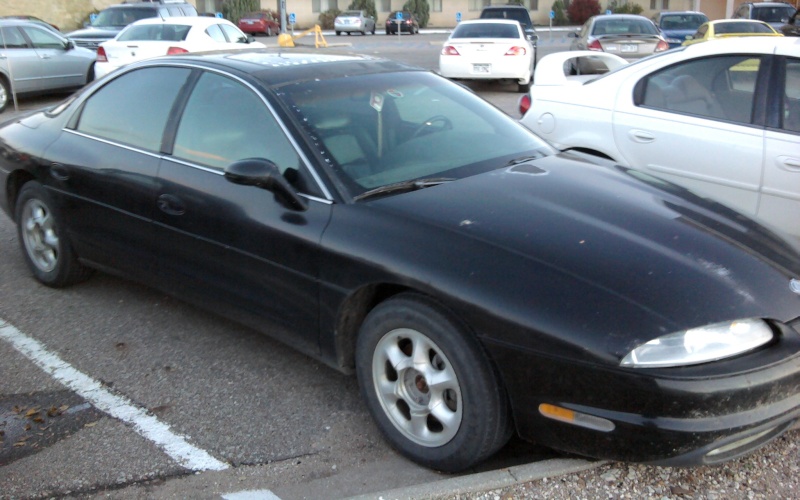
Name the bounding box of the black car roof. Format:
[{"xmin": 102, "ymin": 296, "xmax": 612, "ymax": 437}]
[{"xmin": 141, "ymin": 49, "xmax": 424, "ymax": 87}]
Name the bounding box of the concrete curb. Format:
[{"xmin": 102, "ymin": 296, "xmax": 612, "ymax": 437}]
[{"xmin": 345, "ymin": 458, "xmax": 608, "ymax": 500}]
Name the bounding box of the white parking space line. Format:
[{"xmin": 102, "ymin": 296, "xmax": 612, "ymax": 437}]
[
  {"xmin": 0, "ymin": 318, "xmax": 229, "ymax": 472},
  {"xmin": 222, "ymin": 490, "xmax": 283, "ymax": 500}
]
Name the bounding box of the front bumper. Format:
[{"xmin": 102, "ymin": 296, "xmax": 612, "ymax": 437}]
[{"xmin": 485, "ymin": 320, "xmax": 800, "ymax": 465}]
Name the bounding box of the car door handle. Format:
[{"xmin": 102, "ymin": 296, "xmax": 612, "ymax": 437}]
[
  {"xmin": 778, "ymin": 156, "xmax": 800, "ymax": 172},
  {"xmin": 628, "ymin": 130, "xmax": 655, "ymax": 143},
  {"xmin": 157, "ymin": 194, "xmax": 186, "ymax": 216},
  {"xmin": 50, "ymin": 163, "xmax": 70, "ymax": 181}
]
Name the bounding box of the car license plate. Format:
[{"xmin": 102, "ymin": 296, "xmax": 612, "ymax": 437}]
[
  {"xmin": 246, "ymin": 20, "xmax": 254, "ymax": 24},
  {"xmin": 473, "ymin": 64, "xmax": 491, "ymax": 74},
  {"xmin": 621, "ymin": 44, "xmax": 638, "ymax": 53}
]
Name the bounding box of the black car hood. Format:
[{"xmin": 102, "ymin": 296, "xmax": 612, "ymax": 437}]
[{"xmin": 365, "ymin": 152, "xmax": 800, "ymax": 356}]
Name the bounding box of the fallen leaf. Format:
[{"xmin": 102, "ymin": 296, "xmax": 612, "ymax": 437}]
[
  {"xmin": 24, "ymin": 423, "xmax": 31, "ymax": 431},
  {"xmin": 33, "ymin": 417, "xmax": 44, "ymax": 423},
  {"xmin": 25, "ymin": 408, "xmax": 40, "ymax": 418},
  {"xmin": 84, "ymin": 422, "xmax": 97, "ymax": 428},
  {"xmin": 58, "ymin": 405, "xmax": 69, "ymax": 412},
  {"xmin": 13, "ymin": 441, "xmax": 26, "ymax": 447}
]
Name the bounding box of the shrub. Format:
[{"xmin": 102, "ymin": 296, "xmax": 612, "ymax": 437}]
[
  {"xmin": 551, "ymin": 0, "xmax": 570, "ymax": 26},
  {"xmin": 567, "ymin": 0, "xmax": 601, "ymax": 25},
  {"xmin": 403, "ymin": 0, "xmax": 430, "ymax": 28},
  {"xmin": 348, "ymin": 0, "xmax": 377, "ymax": 20},
  {"xmin": 221, "ymin": 0, "xmax": 259, "ymax": 24},
  {"xmin": 318, "ymin": 8, "xmax": 342, "ymax": 29},
  {"xmin": 608, "ymin": 0, "xmax": 644, "ymax": 14}
]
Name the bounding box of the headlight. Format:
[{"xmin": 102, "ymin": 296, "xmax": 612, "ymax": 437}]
[{"xmin": 620, "ymin": 318, "xmax": 773, "ymax": 368}]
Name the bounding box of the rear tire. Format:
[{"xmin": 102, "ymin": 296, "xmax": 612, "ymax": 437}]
[
  {"xmin": 356, "ymin": 293, "xmax": 512, "ymax": 472},
  {"xmin": 0, "ymin": 77, "xmax": 10, "ymax": 113},
  {"xmin": 15, "ymin": 181, "xmax": 92, "ymax": 287}
]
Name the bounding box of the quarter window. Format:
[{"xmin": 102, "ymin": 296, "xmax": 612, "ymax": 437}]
[
  {"xmin": 76, "ymin": 67, "xmax": 191, "ymax": 151},
  {"xmin": 172, "ymin": 72, "xmax": 301, "ymax": 173},
  {"xmin": 0, "ymin": 27, "xmax": 28, "ymax": 48},
  {"xmin": 638, "ymin": 55, "xmax": 760, "ymax": 125}
]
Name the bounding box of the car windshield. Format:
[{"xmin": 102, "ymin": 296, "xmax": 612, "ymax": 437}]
[
  {"xmin": 118, "ymin": 24, "xmax": 191, "ymax": 41},
  {"xmin": 754, "ymin": 5, "xmax": 794, "ymax": 22},
  {"xmin": 278, "ymin": 71, "xmax": 553, "ymax": 198},
  {"xmin": 93, "ymin": 8, "xmax": 155, "ymax": 28},
  {"xmin": 715, "ymin": 21, "xmax": 774, "ymax": 34},
  {"xmin": 659, "ymin": 14, "xmax": 708, "ymax": 30},
  {"xmin": 593, "ymin": 18, "xmax": 659, "ymax": 36},
  {"xmin": 482, "ymin": 10, "xmax": 530, "ymax": 26},
  {"xmin": 451, "ymin": 22, "xmax": 520, "ymax": 39},
  {"xmin": 342, "ymin": 11, "xmax": 362, "ymax": 17},
  {"xmin": 390, "ymin": 12, "xmax": 411, "ymax": 20},
  {"xmin": 243, "ymin": 12, "xmax": 266, "ymax": 19}
]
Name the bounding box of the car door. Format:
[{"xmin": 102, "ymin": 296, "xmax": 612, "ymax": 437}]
[
  {"xmin": 0, "ymin": 25, "xmax": 42, "ymax": 93},
  {"xmin": 154, "ymin": 70, "xmax": 332, "ymax": 354},
  {"xmin": 611, "ymin": 54, "xmax": 767, "ymax": 219},
  {"xmin": 20, "ymin": 24, "xmax": 87, "ymax": 90},
  {"xmin": 760, "ymin": 55, "xmax": 800, "ymax": 238},
  {"xmin": 42, "ymin": 66, "xmax": 193, "ymax": 279}
]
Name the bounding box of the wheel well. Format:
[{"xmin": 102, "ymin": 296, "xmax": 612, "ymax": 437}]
[
  {"xmin": 5, "ymin": 170, "xmax": 35, "ymax": 222},
  {"xmin": 334, "ymin": 283, "xmax": 410, "ymax": 371}
]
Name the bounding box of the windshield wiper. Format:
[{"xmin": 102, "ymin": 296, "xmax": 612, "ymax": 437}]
[{"xmin": 354, "ymin": 178, "xmax": 454, "ymax": 201}]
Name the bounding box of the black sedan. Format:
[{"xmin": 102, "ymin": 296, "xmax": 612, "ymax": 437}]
[
  {"xmin": 385, "ymin": 11, "xmax": 419, "ymax": 34},
  {"xmin": 2, "ymin": 50, "xmax": 800, "ymax": 473}
]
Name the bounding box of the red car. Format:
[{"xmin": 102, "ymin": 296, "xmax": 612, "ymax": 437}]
[{"xmin": 237, "ymin": 11, "xmax": 280, "ymax": 36}]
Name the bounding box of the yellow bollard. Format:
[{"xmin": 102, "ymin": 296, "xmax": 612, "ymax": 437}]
[{"xmin": 278, "ymin": 33, "xmax": 295, "ymax": 47}]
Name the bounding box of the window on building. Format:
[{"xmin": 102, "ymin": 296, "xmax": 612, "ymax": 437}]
[
  {"xmin": 432, "ymin": 0, "xmax": 442, "ymax": 13},
  {"xmin": 469, "ymin": 0, "xmax": 491, "ymax": 12}
]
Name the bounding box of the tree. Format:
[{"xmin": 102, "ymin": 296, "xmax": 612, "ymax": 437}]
[
  {"xmin": 318, "ymin": 8, "xmax": 342, "ymax": 29},
  {"xmin": 222, "ymin": 0, "xmax": 259, "ymax": 24},
  {"xmin": 567, "ymin": 0, "xmax": 601, "ymax": 25},
  {"xmin": 348, "ymin": 0, "xmax": 377, "ymax": 20},
  {"xmin": 403, "ymin": 0, "xmax": 430, "ymax": 28}
]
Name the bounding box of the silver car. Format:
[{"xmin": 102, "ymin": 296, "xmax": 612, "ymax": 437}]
[
  {"xmin": 568, "ymin": 14, "xmax": 669, "ymax": 72},
  {"xmin": 334, "ymin": 10, "xmax": 376, "ymax": 36},
  {"xmin": 0, "ymin": 20, "xmax": 96, "ymax": 113}
]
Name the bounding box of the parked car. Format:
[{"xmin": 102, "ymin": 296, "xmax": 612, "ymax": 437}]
[
  {"xmin": 334, "ymin": 10, "xmax": 376, "ymax": 35},
  {"xmin": 519, "ymin": 37, "xmax": 800, "ymax": 238},
  {"xmin": 439, "ymin": 19, "xmax": 535, "ymax": 92},
  {"xmin": 237, "ymin": 10, "xmax": 280, "ymax": 36},
  {"xmin": 479, "ymin": 4, "xmax": 538, "ymax": 43},
  {"xmin": 4, "ymin": 48, "xmax": 800, "ymax": 472},
  {"xmin": 683, "ymin": 19, "xmax": 781, "ymax": 45},
  {"xmin": 0, "ymin": 20, "xmax": 96, "ymax": 113},
  {"xmin": 95, "ymin": 17, "xmax": 264, "ymax": 79},
  {"xmin": 780, "ymin": 8, "xmax": 800, "ymax": 36},
  {"xmin": 733, "ymin": 1, "xmax": 796, "ymax": 29},
  {"xmin": 66, "ymin": 0, "xmax": 198, "ymax": 50},
  {"xmin": 569, "ymin": 14, "xmax": 669, "ymax": 68},
  {"xmin": 0, "ymin": 15, "xmax": 60, "ymax": 32},
  {"xmin": 651, "ymin": 11, "xmax": 708, "ymax": 48},
  {"xmin": 385, "ymin": 11, "xmax": 419, "ymax": 34}
]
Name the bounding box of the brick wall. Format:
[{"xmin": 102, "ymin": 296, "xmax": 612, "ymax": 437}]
[{"xmin": 0, "ymin": 0, "xmax": 196, "ymax": 32}]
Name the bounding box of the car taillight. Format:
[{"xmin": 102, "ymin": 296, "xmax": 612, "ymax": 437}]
[
  {"xmin": 587, "ymin": 39, "xmax": 603, "ymax": 51},
  {"xmin": 518, "ymin": 93, "xmax": 532, "ymax": 116},
  {"xmin": 96, "ymin": 46, "xmax": 108, "ymax": 63},
  {"xmin": 505, "ymin": 46, "xmax": 527, "ymax": 56},
  {"xmin": 441, "ymin": 45, "xmax": 460, "ymax": 56},
  {"xmin": 167, "ymin": 47, "xmax": 189, "ymax": 55},
  {"xmin": 655, "ymin": 40, "xmax": 669, "ymax": 52}
]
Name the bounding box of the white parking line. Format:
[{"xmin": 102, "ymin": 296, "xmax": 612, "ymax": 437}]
[
  {"xmin": 222, "ymin": 490, "xmax": 283, "ymax": 500},
  {"xmin": 0, "ymin": 318, "xmax": 229, "ymax": 472}
]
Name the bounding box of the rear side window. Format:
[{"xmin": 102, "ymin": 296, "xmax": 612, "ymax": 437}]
[
  {"xmin": 76, "ymin": 67, "xmax": 192, "ymax": 152},
  {"xmin": 637, "ymin": 55, "xmax": 760, "ymax": 124}
]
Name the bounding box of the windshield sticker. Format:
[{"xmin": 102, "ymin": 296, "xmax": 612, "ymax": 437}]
[{"xmin": 370, "ymin": 92, "xmax": 384, "ymax": 112}]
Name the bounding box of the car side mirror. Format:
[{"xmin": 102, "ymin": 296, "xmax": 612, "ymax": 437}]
[
  {"xmin": 685, "ymin": 35, "xmax": 693, "ymax": 40},
  {"xmin": 781, "ymin": 17, "xmax": 789, "ymax": 23},
  {"xmin": 246, "ymin": 35, "xmax": 255, "ymax": 43},
  {"xmin": 224, "ymin": 158, "xmax": 308, "ymax": 211},
  {"xmin": 568, "ymin": 31, "xmax": 578, "ymax": 38}
]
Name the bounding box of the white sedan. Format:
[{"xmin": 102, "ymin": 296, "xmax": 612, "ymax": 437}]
[
  {"xmin": 439, "ymin": 19, "xmax": 535, "ymax": 92},
  {"xmin": 95, "ymin": 17, "xmax": 265, "ymax": 78},
  {"xmin": 520, "ymin": 37, "xmax": 800, "ymax": 238}
]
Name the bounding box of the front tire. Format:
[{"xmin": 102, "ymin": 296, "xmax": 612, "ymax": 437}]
[
  {"xmin": 355, "ymin": 294, "xmax": 512, "ymax": 472},
  {"xmin": 15, "ymin": 181, "xmax": 92, "ymax": 287}
]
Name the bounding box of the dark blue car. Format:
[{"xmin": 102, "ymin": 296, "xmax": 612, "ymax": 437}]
[{"xmin": 653, "ymin": 11, "xmax": 709, "ymax": 48}]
